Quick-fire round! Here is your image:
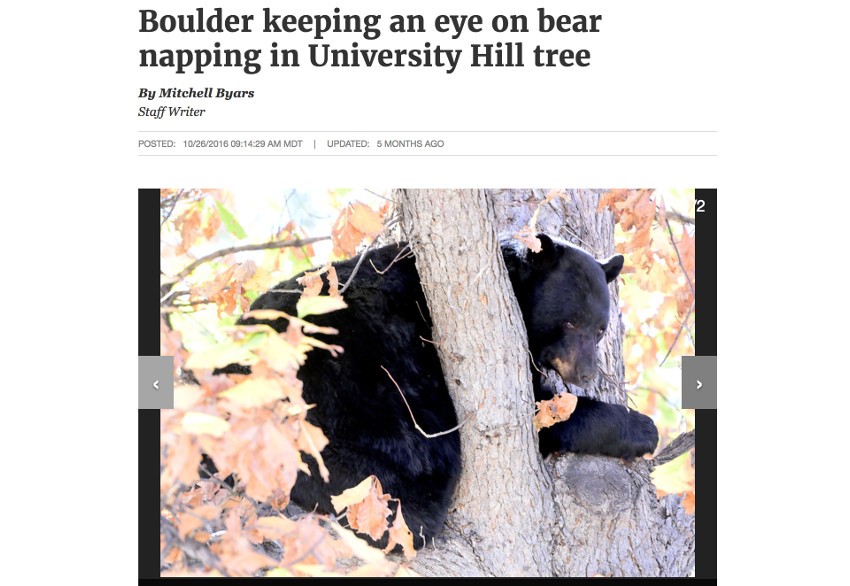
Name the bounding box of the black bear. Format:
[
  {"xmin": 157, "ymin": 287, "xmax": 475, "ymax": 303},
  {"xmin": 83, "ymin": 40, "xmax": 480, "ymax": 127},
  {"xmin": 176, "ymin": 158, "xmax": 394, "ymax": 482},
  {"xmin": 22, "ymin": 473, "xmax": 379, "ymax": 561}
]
[{"xmin": 226, "ymin": 234, "xmax": 658, "ymax": 547}]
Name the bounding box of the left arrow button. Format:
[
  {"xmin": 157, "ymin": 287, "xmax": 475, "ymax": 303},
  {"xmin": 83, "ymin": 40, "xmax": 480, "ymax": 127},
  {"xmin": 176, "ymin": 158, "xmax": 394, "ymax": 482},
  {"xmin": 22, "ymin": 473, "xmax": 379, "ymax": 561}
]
[{"xmin": 153, "ymin": 380, "xmax": 159, "ymax": 390}]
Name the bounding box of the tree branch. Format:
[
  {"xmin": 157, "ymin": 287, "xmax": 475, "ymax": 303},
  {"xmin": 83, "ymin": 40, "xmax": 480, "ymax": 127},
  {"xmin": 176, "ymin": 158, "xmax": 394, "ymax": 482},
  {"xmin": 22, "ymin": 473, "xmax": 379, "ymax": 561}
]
[
  {"xmin": 161, "ymin": 189, "xmax": 183, "ymax": 229},
  {"xmin": 172, "ymin": 236, "xmax": 330, "ymax": 284},
  {"xmin": 666, "ymin": 209, "xmax": 695, "ymax": 225},
  {"xmin": 665, "ymin": 219, "xmax": 695, "ymax": 296},
  {"xmin": 653, "ymin": 429, "xmax": 696, "ymax": 466},
  {"xmin": 659, "ymin": 301, "xmax": 694, "ymax": 367}
]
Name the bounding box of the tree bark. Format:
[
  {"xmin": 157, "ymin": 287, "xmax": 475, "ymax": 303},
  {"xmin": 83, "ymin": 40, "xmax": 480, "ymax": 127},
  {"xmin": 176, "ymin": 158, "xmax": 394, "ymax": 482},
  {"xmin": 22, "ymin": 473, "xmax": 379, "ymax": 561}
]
[
  {"xmin": 398, "ymin": 189, "xmax": 554, "ymax": 576},
  {"xmin": 396, "ymin": 189, "xmax": 695, "ymax": 577}
]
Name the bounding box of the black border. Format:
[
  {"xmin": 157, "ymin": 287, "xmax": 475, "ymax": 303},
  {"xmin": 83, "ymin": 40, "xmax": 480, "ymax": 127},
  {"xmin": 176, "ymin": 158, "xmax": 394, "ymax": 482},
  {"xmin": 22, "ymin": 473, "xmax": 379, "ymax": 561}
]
[
  {"xmin": 139, "ymin": 189, "xmax": 161, "ymax": 580},
  {"xmin": 139, "ymin": 188, "xmax": 719, "ymax": 582},
  {"xmin": 694, "ymin": 188, "xmax": 717, "ymax": 580}
]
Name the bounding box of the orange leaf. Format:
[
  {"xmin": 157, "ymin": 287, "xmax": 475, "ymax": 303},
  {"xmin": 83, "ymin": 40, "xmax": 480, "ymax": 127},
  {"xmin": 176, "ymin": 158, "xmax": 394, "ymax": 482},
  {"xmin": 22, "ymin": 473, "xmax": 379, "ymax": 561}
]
[
  {"xmin": 297, "ymin": 265, "xmax": 329, "ymax": 298},
  {"xmin": 327, "ymin": 266, "xmax": 341, "ymax": 298},
  {"xmin": 385, "ymin": 502, "xmax": 416, "ymax": 559},
  {"xmin": 296, "ymin": 419, "xmax": 330, "ymax": 482},
  {"xmin": 532, "ymin": 393, "xmax": 578, "ymax": 430},
  {"xmin": 515, "ymin": 225, "xmax": 541, "ymax": 252},
  {"xmin": 331, "ymin": 202, "xmax": 385, "ymax": 257},
  {"xmin": 332, "ymin": 476, "xmax": 392, "ymax": 542}
]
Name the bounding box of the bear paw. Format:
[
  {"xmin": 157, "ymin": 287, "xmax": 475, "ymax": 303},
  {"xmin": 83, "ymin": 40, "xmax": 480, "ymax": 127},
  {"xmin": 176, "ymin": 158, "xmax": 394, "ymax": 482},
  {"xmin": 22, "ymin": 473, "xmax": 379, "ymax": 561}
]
[{"xmin": 622, "ymin": 410, "xmax": 659, "ymax": 460}]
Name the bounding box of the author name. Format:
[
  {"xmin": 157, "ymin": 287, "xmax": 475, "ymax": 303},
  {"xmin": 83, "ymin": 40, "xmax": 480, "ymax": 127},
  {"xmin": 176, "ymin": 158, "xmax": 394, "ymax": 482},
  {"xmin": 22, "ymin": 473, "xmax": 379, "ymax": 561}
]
[{"xmin": 139, "ymin": 87, "xmax": 254, "ymax": 100}]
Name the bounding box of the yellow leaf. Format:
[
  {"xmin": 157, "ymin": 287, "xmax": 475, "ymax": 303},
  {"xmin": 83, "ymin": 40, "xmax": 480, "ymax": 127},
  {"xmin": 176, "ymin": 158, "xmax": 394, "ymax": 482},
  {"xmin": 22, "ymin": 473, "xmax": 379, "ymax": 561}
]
[
  {"xmin": 395, "ymin": 566, "xmax": 421, "ymax": 577},
  {"xmin": 243, "ymin": 308, "xmax": 290, "ymax": 322},
  {"xmin": 652, "ymin": 451, "xmax": 695, "ymax": 515},
  {"xmin": 219, "ymin": 378, "xmax": 286, "ymax": 408},
  {"xmin": 290, "ymin": 563, "xmax": 340, "ymax": 577},
  {"xmin": 173, "ymin": 384, "xmax": 204, "ymax": 411},
  {"xmin": 259, "ymin": 329, "xmax": 308, "ymax": 372},
  {"xmin": 184, "ymin": 340, "xmax": 257, "ymax": 370},
  {"xmin": 181, "ymin": 412, "xmax": 231, "ymax": 437},
  {"xmin": 329, "ymin": 522, "xmax": 386, "ymax": 563},
  {"xmin": 296, "ymin": 295, "xmax": 347, "ymax": 318},
  {"xmin": 331, "ymin": 476, "xmax": 375, "ymax": 512}
]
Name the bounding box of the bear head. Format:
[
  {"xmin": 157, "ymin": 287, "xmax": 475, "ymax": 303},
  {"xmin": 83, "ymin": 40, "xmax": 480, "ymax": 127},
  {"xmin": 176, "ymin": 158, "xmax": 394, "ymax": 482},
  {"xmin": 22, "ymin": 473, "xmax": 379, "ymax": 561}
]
[{"xmin": 521, "ymin": 234, "xmax": 624, "ymax": 388}]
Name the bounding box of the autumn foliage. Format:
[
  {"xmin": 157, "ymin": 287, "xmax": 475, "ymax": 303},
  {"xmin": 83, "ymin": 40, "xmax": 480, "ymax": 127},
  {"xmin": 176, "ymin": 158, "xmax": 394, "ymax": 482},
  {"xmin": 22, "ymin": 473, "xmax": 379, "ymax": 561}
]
[
  {"xmin": 598, "ymin": 189, "xmax": 696, "ymax": 512},
  {"xmin": 160, "ymin": 189, "xmax": 413, "ymax": 577}
]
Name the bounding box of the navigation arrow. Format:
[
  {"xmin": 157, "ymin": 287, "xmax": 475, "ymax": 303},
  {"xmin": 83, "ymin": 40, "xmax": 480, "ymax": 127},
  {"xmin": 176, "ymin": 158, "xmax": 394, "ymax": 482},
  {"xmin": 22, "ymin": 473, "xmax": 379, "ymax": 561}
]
[
  {"xmin": 697, "ymin": 380, "xmax": 702, "ymax": 390},
  {"xmin": 153, "ymin": 380, "xmax": 159, "ymax": 390}
]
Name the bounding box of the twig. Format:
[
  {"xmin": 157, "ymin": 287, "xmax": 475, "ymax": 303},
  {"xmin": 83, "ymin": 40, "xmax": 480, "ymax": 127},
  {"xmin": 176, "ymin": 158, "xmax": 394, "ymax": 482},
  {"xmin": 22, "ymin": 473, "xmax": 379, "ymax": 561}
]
[
  {"xmin": 414, "ymin": 300, "xmax": 430, "ymax": 325},
  {"xmin": 339, "ymin": 221, "xmax": 399, "ymax": 294},
  {"xmin": 598, "ymin": 370, "xmax": 619, "ymax": 386},
  {"xmin": 170, "ymin": 299, "xmax": 214, "ymax": 308},
  {"xmin": 161, "ymin": 189, "xmax": 183, "ymax": 229},
  {"xmin": 381, "ymin": 366, "xmax": 465, "ymax": 438},
  {"xmin": 659, "ymin": 301, "xmax": 694, "ymax": 367},
  {"xmin": 542, "ymin": 195, "xmax": 601, "ymax": 255},
  {"xmin": 338, "ymin": 248, "xmax": 371, "ymax": 295},
  {"xmin": 160, "ymin": 288, "xmax": 190, "ymax": 305},
  {"xmin": 364, "ymin": 188, "xmax": 394, "ymax": 203},
  {"xmin": 560, "ymin": 225, "xmax": 600, "ymax": 257},
  {"xmin": 369, "ymin": 244, "xmax": 413, "ymax": 275},
  {"xmin": 339, "ymin": 231, "xmax": 385, "ymax": 295},
  {"xmin": 172, "ymin": 236, "xmax": 330, "ymax": 284},
  {"xmin": 652, "ymin": 429, "xmax": 696, "ymax": 466},
  {"xmin": 631, "ymin": 385, "xmax": 680, "ymax": 410},
  {"xmin": 665, "ymin": 219, "xmax": 695, "ymax": 296},
  {"xmin": 666, "ymin": 209, "xmax": 695, "ymax": 225},
  {"xmin": 526, "ymin": 348, "xmax": 544, "ymax": 374}
]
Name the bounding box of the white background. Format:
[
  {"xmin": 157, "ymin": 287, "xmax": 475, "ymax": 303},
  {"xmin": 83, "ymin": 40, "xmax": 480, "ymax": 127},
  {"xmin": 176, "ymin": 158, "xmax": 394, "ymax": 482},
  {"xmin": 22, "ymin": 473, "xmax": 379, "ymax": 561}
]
[{"xmin": 3, "ymin": 1, "xmax": 849, "ymax": 584}]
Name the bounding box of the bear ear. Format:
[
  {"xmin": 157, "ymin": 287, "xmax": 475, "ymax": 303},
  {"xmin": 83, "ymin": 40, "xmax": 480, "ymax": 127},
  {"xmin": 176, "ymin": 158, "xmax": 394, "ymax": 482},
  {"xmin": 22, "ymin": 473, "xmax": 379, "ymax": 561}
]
[
  {"xmin": 528, "ymin": 233, "xmax": 558, "ymax": 269},
  {"xmin": 600, "ymin": 254, "xmax": 624, "ymax": 283}
]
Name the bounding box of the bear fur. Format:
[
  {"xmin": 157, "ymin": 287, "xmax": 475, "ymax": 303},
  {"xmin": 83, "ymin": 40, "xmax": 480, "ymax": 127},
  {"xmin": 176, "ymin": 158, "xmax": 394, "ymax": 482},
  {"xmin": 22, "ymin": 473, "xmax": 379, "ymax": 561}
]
[{"xmin": 227, "ymin": 235, "xmax": 658, "ymax": 548}]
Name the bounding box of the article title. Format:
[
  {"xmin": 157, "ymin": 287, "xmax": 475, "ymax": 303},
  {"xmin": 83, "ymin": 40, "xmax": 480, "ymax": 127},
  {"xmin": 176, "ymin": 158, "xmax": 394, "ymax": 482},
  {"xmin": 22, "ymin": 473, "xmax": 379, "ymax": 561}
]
[{"xmin": 139, "ymin": 7, "xmax": 602, "ymax": 75}]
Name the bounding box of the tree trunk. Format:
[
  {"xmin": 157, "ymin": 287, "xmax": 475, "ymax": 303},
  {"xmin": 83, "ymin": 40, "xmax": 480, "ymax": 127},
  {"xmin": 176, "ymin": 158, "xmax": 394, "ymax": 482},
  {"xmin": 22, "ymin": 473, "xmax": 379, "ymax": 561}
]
[
  {"xmin": 398, "ymin": 189, "xmax": 554, "ymax": 576},
  {"xmin": 396, "ymin": 189, "xmax": 695, "ymax": 577}
]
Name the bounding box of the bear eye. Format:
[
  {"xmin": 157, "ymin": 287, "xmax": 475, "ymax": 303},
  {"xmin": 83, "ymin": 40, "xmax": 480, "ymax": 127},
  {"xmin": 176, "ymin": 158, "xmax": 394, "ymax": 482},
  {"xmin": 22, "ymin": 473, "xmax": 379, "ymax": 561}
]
[
  {"xmin": 564, "ymin": 321, "xmax": 576, "ymax": 329},
  {"xmin": 598, "ymin": 327, "xmax": 606, "ymax": 335}
]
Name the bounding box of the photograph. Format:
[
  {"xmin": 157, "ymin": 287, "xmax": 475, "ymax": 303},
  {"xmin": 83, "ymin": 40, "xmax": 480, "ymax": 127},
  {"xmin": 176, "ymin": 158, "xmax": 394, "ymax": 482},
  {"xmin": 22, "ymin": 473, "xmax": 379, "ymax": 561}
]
[{"xmin": 157, "ymin": 188, "xmax": 697, "ymax": 577}]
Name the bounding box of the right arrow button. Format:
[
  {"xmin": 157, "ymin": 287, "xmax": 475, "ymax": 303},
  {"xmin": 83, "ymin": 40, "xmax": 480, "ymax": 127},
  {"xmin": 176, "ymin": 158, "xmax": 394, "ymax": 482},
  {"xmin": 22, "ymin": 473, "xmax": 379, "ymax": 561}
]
[{"xmin": 682, "ymin": 356, "xmax": 717, "ymax": 409}]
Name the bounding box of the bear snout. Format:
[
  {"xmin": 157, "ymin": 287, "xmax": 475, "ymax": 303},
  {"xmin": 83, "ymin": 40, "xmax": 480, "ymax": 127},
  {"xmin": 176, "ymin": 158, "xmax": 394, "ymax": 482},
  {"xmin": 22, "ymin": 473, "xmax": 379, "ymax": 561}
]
[{"xmin": 549, "ymin": 356, "xmax": 596, "ymax": 388}]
